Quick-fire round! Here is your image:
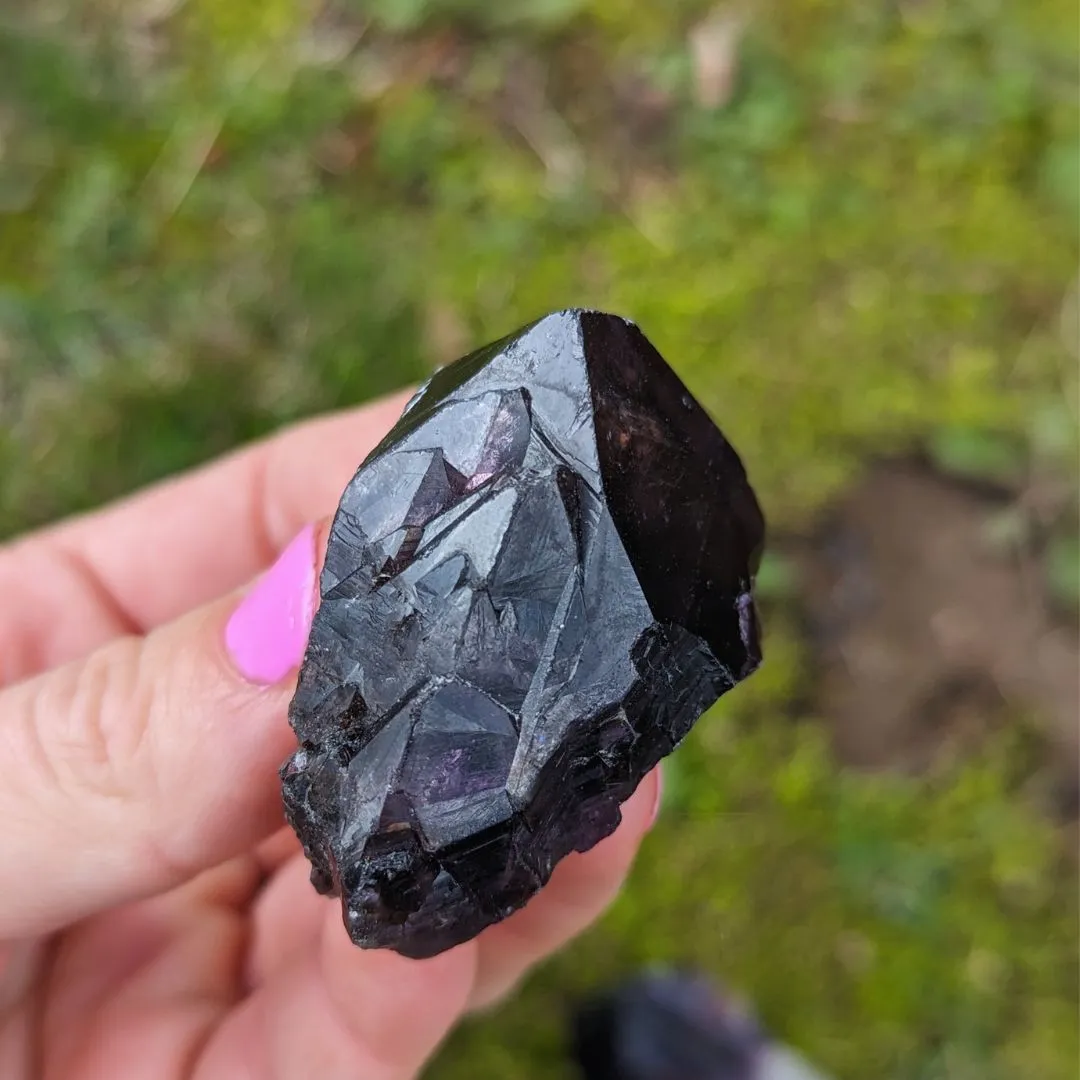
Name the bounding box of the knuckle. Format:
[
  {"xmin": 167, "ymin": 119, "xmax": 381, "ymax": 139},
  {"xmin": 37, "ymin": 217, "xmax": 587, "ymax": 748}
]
[
  {"xmin": 0, "ymin": 631, "xmax": 210, "ymax": 902},
  {"xmin": 12, "ymin": 637, "xmax": 157, "ymax": 812},
  {"xmin": 0, "ymin": 537, "xmax": 143, "ymax": 687}
]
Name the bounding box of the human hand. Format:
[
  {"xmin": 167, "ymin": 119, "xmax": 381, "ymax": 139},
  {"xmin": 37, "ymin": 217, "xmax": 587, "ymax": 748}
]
[{"xmin": 0, "ymin": 392, "xmax": 661, "ymax": 1079}]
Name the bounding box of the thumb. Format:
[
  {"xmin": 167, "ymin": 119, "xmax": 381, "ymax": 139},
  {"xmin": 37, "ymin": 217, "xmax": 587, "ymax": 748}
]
[{"xmin": 0, "ymin": 523, "xmax": 322, "ymax": 940}]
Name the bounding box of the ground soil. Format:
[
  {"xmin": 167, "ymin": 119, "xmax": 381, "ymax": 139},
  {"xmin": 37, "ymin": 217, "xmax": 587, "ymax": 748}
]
[{"xmin": 797, "ymin": 462, "xmax": 1079, "ymax": 818}]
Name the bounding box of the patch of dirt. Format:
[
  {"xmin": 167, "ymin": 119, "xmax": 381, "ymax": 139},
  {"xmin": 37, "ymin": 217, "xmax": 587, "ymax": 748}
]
[{"xmin": 797, "ymin": 462, "xmax": 1079, "ymax": 817}]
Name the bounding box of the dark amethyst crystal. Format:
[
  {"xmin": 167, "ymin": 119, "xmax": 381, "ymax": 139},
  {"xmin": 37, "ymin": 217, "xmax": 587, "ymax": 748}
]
[{"xmin": 282, "ymin": 310, "xmax": 764, "ymax": 958}]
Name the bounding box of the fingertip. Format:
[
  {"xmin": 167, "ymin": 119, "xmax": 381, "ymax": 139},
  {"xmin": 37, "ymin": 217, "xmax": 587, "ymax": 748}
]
[
  {"xmin": 318, "ymin": 910, "xmax": 478, "ymax": 1074},
  {"xmin": 647, "ymin": 763, "xmax": 664, "ymax": 829}
]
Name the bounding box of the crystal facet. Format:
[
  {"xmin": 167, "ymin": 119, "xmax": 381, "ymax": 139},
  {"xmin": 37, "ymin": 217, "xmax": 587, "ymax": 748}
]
[{"xmin": 282, "ymin": 310, "xmax": 765, "ymax": 958}]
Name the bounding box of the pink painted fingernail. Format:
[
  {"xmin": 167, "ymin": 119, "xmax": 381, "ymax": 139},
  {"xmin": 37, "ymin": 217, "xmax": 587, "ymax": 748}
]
[
  {"xmin": 225, "ymin": 525, "xmax": 317, "ymax": 684},
  {"xmin": 647, "ymin": 766, "xmax": 664, "ymax": 829}
]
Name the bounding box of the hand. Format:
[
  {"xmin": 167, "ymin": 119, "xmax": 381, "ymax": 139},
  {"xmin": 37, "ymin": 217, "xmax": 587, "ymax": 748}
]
[{"xmin": 0, "ymin": 392, "xmax": 660, "ymax": 1079}]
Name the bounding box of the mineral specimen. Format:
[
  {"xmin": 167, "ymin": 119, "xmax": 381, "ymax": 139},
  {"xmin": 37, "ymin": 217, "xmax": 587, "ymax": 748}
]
[{"xmin": 282, "ymin": 309, "xmax": 765, "ymax": 958}]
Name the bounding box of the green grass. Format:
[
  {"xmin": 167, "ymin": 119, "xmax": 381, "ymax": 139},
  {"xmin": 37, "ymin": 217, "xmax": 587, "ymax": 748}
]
[{"xmin": 1, "ymin": 1, "xmax": 1076, "ymax": 1076}]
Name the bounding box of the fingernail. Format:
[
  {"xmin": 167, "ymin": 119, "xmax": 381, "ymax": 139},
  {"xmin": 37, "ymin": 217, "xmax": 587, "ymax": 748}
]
[
  {"xmin": 225, "ymin": 525, "xmax": 317, "ymax": 684},
  {"xmin": 647, "ymin": 766, "xmax": 664, "ymax": 829}
]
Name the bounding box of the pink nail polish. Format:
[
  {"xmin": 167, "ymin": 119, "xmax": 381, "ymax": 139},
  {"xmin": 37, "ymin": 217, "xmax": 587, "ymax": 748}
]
[
  {"xmin": 647, "ymin": 766, "xmax": 664, "ymax": 829},
  {"xmin": 225, "ymin": 525, "xmax": 317, "ymax": 684}
]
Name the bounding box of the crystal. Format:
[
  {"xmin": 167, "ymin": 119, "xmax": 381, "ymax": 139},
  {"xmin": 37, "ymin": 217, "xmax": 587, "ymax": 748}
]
[{"xmin": 282, "ymin": 310, "xmax": 765, "ymax": 958}]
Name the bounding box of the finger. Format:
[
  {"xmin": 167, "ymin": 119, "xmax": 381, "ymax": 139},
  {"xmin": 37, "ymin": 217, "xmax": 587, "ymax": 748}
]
[
  {"xmin": 253, "ymin": 826, "xmax": 302, "ymax": 877},
  {"xmin": 469, "ymin": 767, "xmax": 661, "ymax": 1010},
  {"xmin": 196, "ymin": 909, "xmax": 478, "ymax": 1080},
  {"xmin": 0, "ymin": 939, "xmax": 48, "ymax": 1080},
  {"xmin": 0, "ymin": 520, "xmax": 324, "ymax": 939},
  {"xmin": 38, "ymin": 858, "xmax": 258, "ymax": 1080},
  {"xmin": 0, "ymin": 391, "xmax": 412, "ymax": 683},
  {"xmin": 245, "ymin": 852, "xmax": 329, "ymax": 991}
]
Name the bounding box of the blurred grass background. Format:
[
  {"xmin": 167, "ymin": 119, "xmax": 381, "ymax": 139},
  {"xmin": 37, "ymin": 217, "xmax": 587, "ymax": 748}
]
[{"xmin": 0, "ymin": 1, "xmax": 1077, "ymax": 1077}]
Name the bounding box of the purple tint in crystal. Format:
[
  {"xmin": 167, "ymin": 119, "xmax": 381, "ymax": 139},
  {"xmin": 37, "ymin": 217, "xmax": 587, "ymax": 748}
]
[{"xmin": 282, "ymin": 310, "xmax": 765, "ymax": 958}]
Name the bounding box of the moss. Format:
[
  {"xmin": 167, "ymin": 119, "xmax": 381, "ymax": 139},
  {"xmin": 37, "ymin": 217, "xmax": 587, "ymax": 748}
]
[{"xmin": 0, "ymin": 0, "xmax": 1076, "ymax": 1074}]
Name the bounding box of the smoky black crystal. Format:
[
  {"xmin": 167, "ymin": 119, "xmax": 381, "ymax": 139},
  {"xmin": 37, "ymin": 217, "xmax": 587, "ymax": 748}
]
[{"xmin": 282, "ymin": 309, "xmax": 765, "ymax": 958}]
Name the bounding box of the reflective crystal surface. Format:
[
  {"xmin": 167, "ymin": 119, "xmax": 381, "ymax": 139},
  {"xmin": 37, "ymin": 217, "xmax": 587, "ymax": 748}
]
[{"xmin": 282, "ymin": 310, "xmax": 765, "ymax": 958}]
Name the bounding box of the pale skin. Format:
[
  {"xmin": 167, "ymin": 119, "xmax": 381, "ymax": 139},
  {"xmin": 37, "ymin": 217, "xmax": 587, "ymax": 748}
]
[{"xmin": 0, "ymin": 392, "xmax": 660, "ymax": 1079}]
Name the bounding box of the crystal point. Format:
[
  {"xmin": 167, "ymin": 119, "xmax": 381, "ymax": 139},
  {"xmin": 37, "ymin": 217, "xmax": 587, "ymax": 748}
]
[{"xmin": 283, "ymin": 310, "xmax": 765, "ymax": 958}]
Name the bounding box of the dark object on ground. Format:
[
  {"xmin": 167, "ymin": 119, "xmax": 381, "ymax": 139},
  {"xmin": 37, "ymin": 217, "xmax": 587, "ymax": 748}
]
[
  {"xmin": 571, "ymin": 971, "xmax": 829, "ymax": 1080},
  {"xmin": 282, "ymin": 309, "xmax": 765, "ymax": 958}
]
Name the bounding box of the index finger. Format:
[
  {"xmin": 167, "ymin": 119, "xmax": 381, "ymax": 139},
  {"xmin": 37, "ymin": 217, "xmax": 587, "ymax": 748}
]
[{"xmin": 0, "ymin": 391, "xmax": 413, "ymax": 682}]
